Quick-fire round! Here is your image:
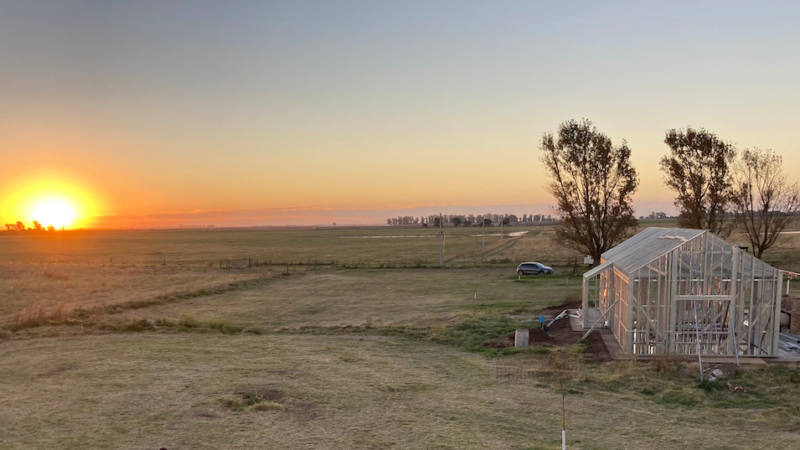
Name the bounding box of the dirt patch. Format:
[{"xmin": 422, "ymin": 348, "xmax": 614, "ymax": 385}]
[
  {"xmin": 583, "ymin": 331, "xmax": 612, "ymax": 363},
  {"xmin": 482, "ymin": 316, "xmax": 612, "ymax": 362},
  {"xmin": 529, "ymin": 316, "xmax": 577, "ymax": 346},
  {"xmin": 227, "ymin": 385, "xmax": 319, "ymax": 419},
  {"xmin": 234, "ymin": 385, "xmax": 286, "ymax": 402}
]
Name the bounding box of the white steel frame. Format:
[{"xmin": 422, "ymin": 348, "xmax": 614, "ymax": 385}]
[{"xmin": 582, "ymin": 229, "xmax": 782, "ymax": 357}]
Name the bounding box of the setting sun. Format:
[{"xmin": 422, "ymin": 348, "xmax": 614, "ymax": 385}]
[
  {"xmin": 30, "ymin": 199, "xmax": 77, "ymax": 229},
  {"xmin": 1, "ymin": 174, "xmax": 101, "ymax": 230}
]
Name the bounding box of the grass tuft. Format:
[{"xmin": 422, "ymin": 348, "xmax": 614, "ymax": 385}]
[
  {"xmin": 179, "ymin": 314, "xmax": 200, "ymax": 328},
  {"xmin": 11, "ymin": 302, "xmax": 73, "ymax": 330}
]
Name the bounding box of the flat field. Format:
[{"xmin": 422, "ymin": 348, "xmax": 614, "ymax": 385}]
[{"xmin": 2, "ymin": 224, "xmax": 800, "ymax": 449}]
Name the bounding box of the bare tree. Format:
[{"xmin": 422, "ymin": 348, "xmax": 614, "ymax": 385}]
[
  {"xmin": 541, "ymin": 119, "xmax": 639, "ymax": 266},
  {"xmin": 731, "ymin": 148, "xmax": 800, "ymax": 258},
  {"xmin": 660, "ymin": 127, "xmax": 736, "ymax": 236}
]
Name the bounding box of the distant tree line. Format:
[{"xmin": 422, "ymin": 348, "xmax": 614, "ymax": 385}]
[
  {"xmin": 541, "ymin": 119, "xmax": 800, "ymax": 264},
  {"xmin": 639, "ymin": 211, "xmax": 671, "ymax": 220},
  {"xmin": 4, "ymin": 221, "xmax": 62, "ymax": 232},
  {"xmin": 386, "ymin": 214, "xmax": 555, "ymax": 227}
]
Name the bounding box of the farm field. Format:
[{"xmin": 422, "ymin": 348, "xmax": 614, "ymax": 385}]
[{"xmin": 2, "ymin": 224, "xmax": 800, "ymax": 449}]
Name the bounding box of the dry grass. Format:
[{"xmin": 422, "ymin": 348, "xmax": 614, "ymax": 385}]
[
  {"xmin": 0, "ymin": 226, "xmax": 518, "ymax": 265},
  {"xmin": 11, "ymin": 302, "xmax": 73, "ymax": 330},
  {"xmin": 2, "ymin": 333, "xmax": 799, "ymax": 450},
  {"xmin": 651, "ymin": 355, "xmax": 683, "ymax": 373},
  {"xmin": 0, "ymin": 264, "xmax": 286, "ymax": 326},
  {"xmin": 108, "ymin": 268, "xmax": 580, "ymax": 329},
  {"xmin": 3, "ymin": 224, "xmax": 800, "ymax": 449}
]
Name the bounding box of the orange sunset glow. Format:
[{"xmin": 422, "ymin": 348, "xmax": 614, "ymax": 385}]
[
  {"xmin": 4, "ymin": 3, "xmax": 800, "ymax": 449},
  {"xmin": 1, "ymin": 177, "xmax": 99, "ymax": 230},
  {"xmin": 1, "ymin": 1, "xmax": 799, "ymax": 229}
]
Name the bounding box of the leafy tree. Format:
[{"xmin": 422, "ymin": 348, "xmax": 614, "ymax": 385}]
[
  {"xmin": 502, "ymin": 217, "xmax": 510, "ymax": 225},
  {"xmin": 32, "ymin": 220, "xmax": 43, "ymax": 231},
  {"xmin": 15, "ymin": 221, "xmax": 25, "ymax": 231},
  {"xmin": 483, "ymin": 218, "xmax": 492, "ymax": 226},
  {"xmin": 540, "ymin": 119, "xmax": 639, "ymax": 265},
  {"xmin": 731, "ymin": 148, "xmax": 800, "ymax": 258},
  {"xmin": 660, "ymin": 127, "xmax": 736, "ymax": 236},
  {"xmin": 450, "ymin": 217, "xmax": 462, "ymax": 227}
]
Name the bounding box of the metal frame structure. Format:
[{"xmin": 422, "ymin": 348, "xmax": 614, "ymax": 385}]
[{"xmin": 582, "ymin": 228, "xmax": 782, "ymax": 357}]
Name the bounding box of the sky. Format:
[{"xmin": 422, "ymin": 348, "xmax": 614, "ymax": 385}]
[{"xmin": 2, "ymin": 1, "xmax": 799, "ymax": 228}]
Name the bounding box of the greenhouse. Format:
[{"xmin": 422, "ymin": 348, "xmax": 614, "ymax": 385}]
[{"xmin": 582, "ymin": 228, "xmax": 782, "ymax": 358}]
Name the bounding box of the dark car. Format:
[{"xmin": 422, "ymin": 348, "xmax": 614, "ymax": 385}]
[{"xmin": 516, "ymin": 262, "xmax": 553, "ymax": 275}]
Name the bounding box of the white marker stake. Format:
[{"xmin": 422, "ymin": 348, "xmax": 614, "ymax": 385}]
[{"xmin": 562, "ymin": 430, "xmax": 566, "ymax": 450}]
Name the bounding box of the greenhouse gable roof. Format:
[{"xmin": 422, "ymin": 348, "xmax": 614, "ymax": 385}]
[{"xmin": 583, "ymin": 228, "xmax": 706, "ymax": 279}]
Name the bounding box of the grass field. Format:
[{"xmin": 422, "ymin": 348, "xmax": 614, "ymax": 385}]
[{"xmin": 2, "ymin": 224, "xmax": 800, "ymax": 449}]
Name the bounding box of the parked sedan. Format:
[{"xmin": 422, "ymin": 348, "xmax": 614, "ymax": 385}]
[{"xmin": 516, "ymin": 262, "xmax": 553, "ymax": 275}]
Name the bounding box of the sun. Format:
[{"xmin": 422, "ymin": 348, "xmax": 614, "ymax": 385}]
[{"xmin": 30, "ymin": 199, "xmax": 77, "ymax": 229}]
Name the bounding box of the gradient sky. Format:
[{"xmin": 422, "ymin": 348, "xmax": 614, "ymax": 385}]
[{"xmin": 2, "ymin": 1, "xmax": 799, "ymax": 227}]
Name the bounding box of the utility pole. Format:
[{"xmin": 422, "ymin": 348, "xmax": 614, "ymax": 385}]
[
  {"xmin": 439, "ymin": 213, "xmax": 444, "ymax": 266},
  {"xmin": 482, "ymin": 217, "xmax": 485, "ymax": 248},
  {"xmin": 500, "ymin": 216, "xmax": 503, "ymax": 241}
]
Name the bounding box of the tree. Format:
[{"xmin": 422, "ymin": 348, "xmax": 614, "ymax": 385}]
[
  {"xmin": 483, "ymin": 217, "xmax": 492, "ymax": 226},
  {"xmin": 660, "ymin": 127, "xmax": 736, "ymax": 236},
  {"xmin": 15, "ymin": 221, "xmax": 25, "ymax": 231},
  {"xmin": 731, "ymin": 148, "xmax": 800, "ymax": 258},
  {"xmin": 47, "ymin": 225, "xmax": 56, "ymax": 232},
  {"xmin": 32, "ymin": 220, "xmax": 43, "ymax": 231},
  {"xmin": 540, "ymin": 119, "xmax": 639, "ymax": 265},
  {"xmin": 502, "ymin": 217, "xmax": 510, "ymax": 226},
  {"xmin": 450, "ymin": 217, "xmax": 462, "ymax": 227}
]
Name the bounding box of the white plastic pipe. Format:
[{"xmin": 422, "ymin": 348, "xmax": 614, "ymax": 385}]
[{"xmin": 562, "ymin": 430, "xmax": 566, "ymax": 450}]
